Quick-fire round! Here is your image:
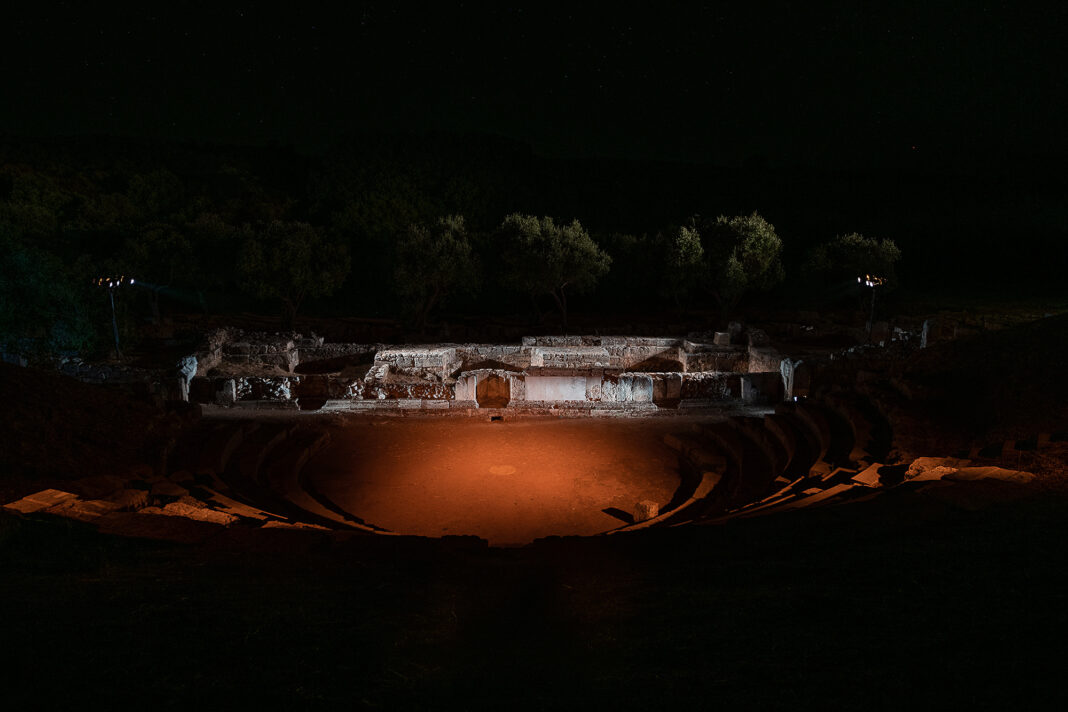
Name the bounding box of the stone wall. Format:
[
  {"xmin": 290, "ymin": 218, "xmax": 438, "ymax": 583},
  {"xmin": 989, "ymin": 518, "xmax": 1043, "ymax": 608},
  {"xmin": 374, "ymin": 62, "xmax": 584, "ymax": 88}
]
[
  {"xmin": 183, "ymin": 331, "xmax": 787, "ymax": 412},
  {"xmin": 375, "ymin": 347, "xmax": 461, "ymax": 381}
]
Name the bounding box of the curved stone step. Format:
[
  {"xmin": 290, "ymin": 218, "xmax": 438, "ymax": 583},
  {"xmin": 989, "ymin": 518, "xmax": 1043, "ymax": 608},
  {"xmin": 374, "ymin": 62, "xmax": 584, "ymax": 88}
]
[
  {"xmin": 794, "ymin": 401, "xmax": 858, "ymax": 467},
  {"xmin": 728, "ymin": 416, "xmax": 789, "ymax": 479},
  {"xmin": 766, "ymin": 411, "xmax": 821, "ymax": 478},
  {"xmin": 824, "ymin": 395, "xmax": 878, "ymax": 465},
  {"xmin": 607, "ymin": 464, "xmax": 725, "ymax": 533},
  {"xmin": 694, "ymin": 422, "xmax": 776, "ymax": 508}
]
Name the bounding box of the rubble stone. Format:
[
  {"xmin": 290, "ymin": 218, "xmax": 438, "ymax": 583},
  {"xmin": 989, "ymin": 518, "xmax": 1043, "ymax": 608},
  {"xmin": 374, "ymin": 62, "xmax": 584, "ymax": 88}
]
[{"xmin": 633, "ymin": 500, "xmax": 659, "ymax": 522}]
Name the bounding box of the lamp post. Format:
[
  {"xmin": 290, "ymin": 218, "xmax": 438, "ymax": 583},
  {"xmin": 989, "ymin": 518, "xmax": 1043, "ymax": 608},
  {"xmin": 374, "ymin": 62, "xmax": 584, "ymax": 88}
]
[
  {"xmin": 858, "ymin": 274, "xmax": 885, "ymax": 343},
  {"xmin": 94, "ymin": 275, "xmax": 134, "ymax": 358}
]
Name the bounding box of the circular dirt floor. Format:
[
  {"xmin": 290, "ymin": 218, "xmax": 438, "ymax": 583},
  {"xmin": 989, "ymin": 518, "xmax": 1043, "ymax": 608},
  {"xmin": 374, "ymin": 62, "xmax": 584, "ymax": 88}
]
[{"xmin": 303, "ymin": 417, "xmax": 686, "ymax": 546}]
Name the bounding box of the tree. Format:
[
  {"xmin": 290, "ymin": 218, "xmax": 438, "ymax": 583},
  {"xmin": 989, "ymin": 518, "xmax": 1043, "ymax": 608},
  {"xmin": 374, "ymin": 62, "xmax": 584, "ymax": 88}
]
[
  {"xmin": 237, "ymin": 220, "xmax": 350, "ymax": 328},
  {"xmin": 496, "ymin": 214, "xmax": 611, "ymax": 329},
  {"xmin": 702, "ymin": 211, "xmax": 784, "ymax": 318},
  {"xmin": 660, "ymin": 223, "xmax": 704, "ymax": 312},
  {"xmin": 804, "ymin": 232, "xmax": 902, "ymax": 287},
  {"xmin": 393, "ymin": 215, "xmax": 478, "ymax": 330}
]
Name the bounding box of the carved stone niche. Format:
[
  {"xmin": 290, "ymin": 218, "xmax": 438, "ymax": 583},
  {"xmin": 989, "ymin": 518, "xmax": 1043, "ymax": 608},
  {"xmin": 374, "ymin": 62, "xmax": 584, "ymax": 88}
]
[{"xmin": 475, "ymin": 373, "xmax": 511, "ymax": 408}]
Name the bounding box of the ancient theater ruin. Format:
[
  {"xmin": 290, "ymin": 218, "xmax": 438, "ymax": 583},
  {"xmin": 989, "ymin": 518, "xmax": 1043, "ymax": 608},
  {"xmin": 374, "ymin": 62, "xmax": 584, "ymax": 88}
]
[
  {"xmin": 6, "ymin": 318, "xmax": 1048, "ymax": 547},
  {"xmin": 186, "ymin": 328, "xmax": 792, "ymax": 412}
]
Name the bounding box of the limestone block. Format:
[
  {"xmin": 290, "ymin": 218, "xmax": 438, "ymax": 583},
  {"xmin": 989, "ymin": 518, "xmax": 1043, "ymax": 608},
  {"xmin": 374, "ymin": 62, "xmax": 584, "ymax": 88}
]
[
  {"xmin": 905, "ymin": 457, "xmax": 972, "ymax": 481},
  {"xmin": 945, "ymin": 466, "xmax": 1035, "ymax": 484},
  {"xmin": 215, "ymin": 379, "xmax": 237, "ymax": 405},
  {"xmin": 530, "ymin": 347, "xmax": 611, "ymax": 369},
  {"xmin": 681, "ymin": 372, "xmax": 737, "ymax": 400},
  {"xmin": 3, "ymin": 489, "xmax": 78, "ymax": 513},
  {"xmin": 851, "ymin": 463, "xmax": 884, "ymax": 487},
  {"xmin": 508, "ymin": 373, "xmax": 527, "ymax": 401},
  {"xmin": 748, "ymin": 346, "xmax": 782, "ymax": 374},
  {"xmin": 454, "ymin": 374, "xmax": 476, "ymax": 401},
  {"xmin": 46, "ymin": 498, "xmax": 121, "ymax": 522},
  {"xmin": 684, "ymin": 348, "xmax": 748, "ymax": 373},
  {"xmin": 622, "ymin": 374, "xmax": 653, "ymax": 402},
  {"xmin": 633, "ymin": 500, "xmax": 659, "ymax": 522},
  {"xmin": 149, "ymin": 499, "xmax": 238, "ymax": 526},
  {"xmin": 526, "ymin": 375, "xmax": 587, "ymax": 401},
  {"xmin": 651, "ymin": 375, "xmax": 666, "ymax": 401},
  {"xmin": 585, "ymin": 376, "xmax": 603, "ymax": 401}
]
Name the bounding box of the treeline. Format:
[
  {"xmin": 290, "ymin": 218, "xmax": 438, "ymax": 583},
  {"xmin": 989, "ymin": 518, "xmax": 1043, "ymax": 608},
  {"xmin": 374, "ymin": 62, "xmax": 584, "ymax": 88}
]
[{"xmin": 0, "ymin": 131, "xmax": 1057, "ymax": 354}]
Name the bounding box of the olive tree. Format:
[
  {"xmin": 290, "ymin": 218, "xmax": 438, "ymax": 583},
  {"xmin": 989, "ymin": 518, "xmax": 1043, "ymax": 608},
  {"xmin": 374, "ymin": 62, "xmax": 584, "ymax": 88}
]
[
  {"xmin": 660, "ymin": 224, "xmax": 705, "ymax": 312},
  {"xmin": 496, "ymin": 214, "xmax": 610, "ymax": 329},
  {"xmin": 702, "ymin": 211, "xmax": 784, "ymax": 318},
  {"xmin": 393, "ymin": 214, "xmax": 478, "ymax": 330}
]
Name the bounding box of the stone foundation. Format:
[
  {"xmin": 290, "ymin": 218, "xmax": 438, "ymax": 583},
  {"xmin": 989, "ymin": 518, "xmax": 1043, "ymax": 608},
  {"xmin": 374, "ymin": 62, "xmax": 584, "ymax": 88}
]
[{"xmin": 178, "ymin": 331, "xmax": 788, "ymax": 413}]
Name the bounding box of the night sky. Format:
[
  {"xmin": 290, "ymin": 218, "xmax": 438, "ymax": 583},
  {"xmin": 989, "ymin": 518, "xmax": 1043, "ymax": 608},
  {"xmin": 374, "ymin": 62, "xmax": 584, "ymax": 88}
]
[{"xmin": 4, "ymin": 2, "xmax": 1065, "ymax": 169}]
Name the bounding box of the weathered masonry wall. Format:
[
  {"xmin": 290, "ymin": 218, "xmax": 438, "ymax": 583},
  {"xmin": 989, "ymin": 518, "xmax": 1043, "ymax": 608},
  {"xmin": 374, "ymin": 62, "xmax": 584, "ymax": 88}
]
[{"xmin": 186, "ymin": 332, "xmax": 786, "ymax": 411}]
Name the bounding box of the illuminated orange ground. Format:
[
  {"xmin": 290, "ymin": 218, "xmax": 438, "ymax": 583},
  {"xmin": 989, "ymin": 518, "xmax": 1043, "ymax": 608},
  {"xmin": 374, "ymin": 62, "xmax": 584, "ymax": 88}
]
[{"xmin": 303, "ymin": 417, "xmax": 685, "ymax": 546}]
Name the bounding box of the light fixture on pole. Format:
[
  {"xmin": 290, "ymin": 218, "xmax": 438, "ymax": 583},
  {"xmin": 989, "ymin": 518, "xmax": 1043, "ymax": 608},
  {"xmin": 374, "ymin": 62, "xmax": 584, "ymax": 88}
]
[
  {"xmin": 94, "ymin": 275, "xmax": 135, "ymax": 358},
  {"xmin": 857, "ymin": 274, "xmax": 885, "ymax": 343}
]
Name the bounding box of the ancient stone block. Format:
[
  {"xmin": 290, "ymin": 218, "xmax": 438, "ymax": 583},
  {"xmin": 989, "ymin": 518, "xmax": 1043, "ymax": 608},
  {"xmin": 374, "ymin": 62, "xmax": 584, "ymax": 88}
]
[
  {"xmin": 748, "ymin": 346, "xmax": 782, "ymax": 374},
  {"xmin": 508, "ymin": 373, "xmax": 527, "ymax": 401},
  {"xmin": 650, "ymin": 373, "xmax": 682, "ymax": 403},
  {"xmin": 681, "ymin": 372, "xmax": 737, "ymax": 400},
  {"xmin": 3, "ymin": 489, "xmax": 78, "ymax": 513},
  {"xmin": 633, "ymin": 500, "xmax": 659, "ymax": 522},
  {"xmin": 525, "ymin": 375, "xmax": 587, "ymax": 401},
  {"xmin": 215, "ymin": 379, "xmax": 237, "ymax": 406},
  {"xmin": 454, "ymin": 374, "xmax": 477, "ymax": 401},
  {"xmin": 529, "ymin": 346, "xmax": 611, "ymax": 369}
]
